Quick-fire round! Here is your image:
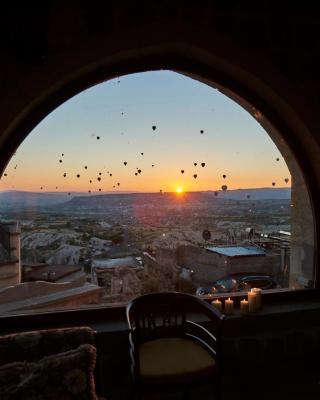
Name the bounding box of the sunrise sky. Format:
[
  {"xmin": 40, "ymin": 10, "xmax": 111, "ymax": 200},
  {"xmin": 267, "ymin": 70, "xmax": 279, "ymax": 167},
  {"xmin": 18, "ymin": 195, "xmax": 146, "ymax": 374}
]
[{"xmin": 0, "ymin": 71, "xmax": 290, "ymax": 193}]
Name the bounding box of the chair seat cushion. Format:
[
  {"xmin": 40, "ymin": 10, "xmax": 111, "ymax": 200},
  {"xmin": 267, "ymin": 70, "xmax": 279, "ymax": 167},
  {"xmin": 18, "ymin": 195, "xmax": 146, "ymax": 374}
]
[{"xmin": 139, "ymin": 337, "xmax": 216, "ymax": 384}]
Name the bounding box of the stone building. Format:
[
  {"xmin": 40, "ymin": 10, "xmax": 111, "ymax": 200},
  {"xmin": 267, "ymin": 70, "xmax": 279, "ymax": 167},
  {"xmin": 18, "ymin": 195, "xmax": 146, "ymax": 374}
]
[
  {"xmin": 0, "ymin": 222, "xmax": 105, "ymax": 313},
  {"xmin": 0, "ymin": 222, "xmax": 21, "ymax": 288},
  {"xmin": 161, "ymin": 244, "xmax": 280, "ymax": 286}
]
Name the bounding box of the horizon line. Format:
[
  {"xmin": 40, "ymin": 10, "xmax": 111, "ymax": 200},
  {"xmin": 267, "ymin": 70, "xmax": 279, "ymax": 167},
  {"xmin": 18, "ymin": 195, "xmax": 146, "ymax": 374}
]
[{"xmin": 0, "ymin": 187, "xmax": 291, "ymax": 195}]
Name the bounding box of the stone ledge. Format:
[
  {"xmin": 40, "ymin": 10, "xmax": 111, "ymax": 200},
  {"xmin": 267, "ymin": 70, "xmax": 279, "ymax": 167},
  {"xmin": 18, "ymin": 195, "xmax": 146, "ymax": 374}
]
[
  {"xmin": 0, "ymin": 283, "xmax": 104, "ymax": 314},
  {"xmin": 0, "ymin": 259, "xmax": 18, "ymax": 267},
  {"xmin": 0, "ymin": 276, "xmax": 88, "ymax": 303}
]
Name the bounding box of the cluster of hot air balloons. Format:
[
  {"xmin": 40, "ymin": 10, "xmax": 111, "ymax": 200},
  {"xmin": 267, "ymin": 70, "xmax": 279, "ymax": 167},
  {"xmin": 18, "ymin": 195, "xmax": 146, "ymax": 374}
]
[
  {"xmin": 0, "ymin": 114, "xmax": 291, "ymax": 197},
  {"xmin": 179, "ymin": 162, "xmax": 207, "ymax": 179},
  {"xmin": 221, "ymin": 174, "xmax": 227, "ymax": 191}
]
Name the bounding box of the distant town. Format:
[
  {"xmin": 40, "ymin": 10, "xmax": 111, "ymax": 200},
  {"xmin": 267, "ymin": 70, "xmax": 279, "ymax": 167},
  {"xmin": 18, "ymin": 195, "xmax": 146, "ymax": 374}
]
[{"xmin": 0, "ymin": 188, "xmax": 292, "ymax": 314}]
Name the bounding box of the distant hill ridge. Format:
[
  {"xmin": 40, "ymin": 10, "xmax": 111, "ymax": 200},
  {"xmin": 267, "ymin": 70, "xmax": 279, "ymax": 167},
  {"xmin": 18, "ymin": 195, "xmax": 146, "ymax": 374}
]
[
  {"xmin": 59, "ymin": 187, "xmax": 291, "ymax": 209},
  {"xmin": 0, "ymin": 187, "xmax": 290, "ymax": 209},
  {"xmin": 213, "ymin": 187, "xmax": 291, "ymax": 200},
  {"xmin": 0, "ymin": 191, "xmax": 71, "ymax": 207}
]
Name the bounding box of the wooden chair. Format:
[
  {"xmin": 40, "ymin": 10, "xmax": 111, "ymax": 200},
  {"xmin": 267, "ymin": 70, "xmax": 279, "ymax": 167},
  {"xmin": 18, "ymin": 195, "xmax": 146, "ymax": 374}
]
[{"xmin": 126, "ymin": 292, "xmax": 225, "ymax": 399}]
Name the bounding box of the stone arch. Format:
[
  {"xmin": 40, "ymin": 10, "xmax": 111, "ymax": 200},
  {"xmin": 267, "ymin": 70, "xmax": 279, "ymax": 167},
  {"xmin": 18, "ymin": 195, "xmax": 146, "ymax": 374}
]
[{"xmin": 0, "ymin": 19, "xmax": 318, "ymax": 288}]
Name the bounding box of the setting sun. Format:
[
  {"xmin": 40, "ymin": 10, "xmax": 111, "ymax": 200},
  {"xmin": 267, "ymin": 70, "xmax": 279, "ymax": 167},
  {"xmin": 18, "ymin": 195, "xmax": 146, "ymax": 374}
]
[{"xmin": 176, "ymin": 187, "xmax": 184, "ymax": 194}]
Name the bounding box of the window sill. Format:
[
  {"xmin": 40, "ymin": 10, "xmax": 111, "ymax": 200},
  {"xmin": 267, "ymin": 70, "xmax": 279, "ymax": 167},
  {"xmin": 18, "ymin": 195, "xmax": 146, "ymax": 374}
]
[
  {"xmin": 204, "ymin": 289, "xmax": 320, "ymax": 336},
  {"xmin": 1, "ymin": 288, "xmax": 320, "ymax": 336}
]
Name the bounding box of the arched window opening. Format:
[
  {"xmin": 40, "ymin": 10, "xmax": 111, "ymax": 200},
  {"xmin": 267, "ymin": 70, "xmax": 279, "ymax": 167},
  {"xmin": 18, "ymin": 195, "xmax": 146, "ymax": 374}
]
[{"xmin": 0, "ymin": 71, "xmax": 315, "ymax": 315}]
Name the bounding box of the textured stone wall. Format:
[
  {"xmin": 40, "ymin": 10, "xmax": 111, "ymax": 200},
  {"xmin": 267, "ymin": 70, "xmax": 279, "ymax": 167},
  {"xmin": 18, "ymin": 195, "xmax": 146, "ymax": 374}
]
[
  {"xmin": 222, "ymin": 327, "xmax": 320, "ymax": 370},
  {"xmin": 0, "ymin": 223, "xmax": 21, "ymax": 288},
  {"xmin": 0, "ymin": 261, "xmax": 20, "ymax": 288}
]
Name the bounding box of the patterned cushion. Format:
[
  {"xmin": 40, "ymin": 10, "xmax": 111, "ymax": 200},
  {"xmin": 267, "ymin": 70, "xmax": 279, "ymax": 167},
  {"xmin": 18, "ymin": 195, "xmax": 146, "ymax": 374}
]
[
  {"xmin": 0, "ymin": 327, "xmax": 96, "ymax": 366},
  {"xmin": 0, "ymin": 344, "xmax": 98, "ymax": 400},
  {"xmin": 139, "ymin": 337, "xmax": 216, "ymax": 384}
]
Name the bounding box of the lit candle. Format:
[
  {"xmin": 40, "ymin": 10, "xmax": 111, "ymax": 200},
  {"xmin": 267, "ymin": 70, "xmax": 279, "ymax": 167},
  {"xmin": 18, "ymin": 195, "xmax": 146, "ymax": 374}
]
[
  {"xmin": 211, "ymin": 299, "xmax": 222, "ymax": 312},
  {"xmin": 251, "ymin": 288, "xmax": 262, "ymax": 310},
  {"xmin": 248, "ymin": 291, "xmax": 256, "ymax": 313},
  {"xmin": 224, "ymin": 298, "xmax": 234, "ymax": 315},
  {"xmin": 240, "ymin": 298, "xmax": 249, "ymax": 314}
]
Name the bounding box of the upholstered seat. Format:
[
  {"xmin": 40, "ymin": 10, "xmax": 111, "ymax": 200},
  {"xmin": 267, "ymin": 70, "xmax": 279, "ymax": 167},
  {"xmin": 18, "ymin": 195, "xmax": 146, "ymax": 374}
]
[{"xmin": 139, "ymin": 337, "xmax": 217, "ymax": 385}]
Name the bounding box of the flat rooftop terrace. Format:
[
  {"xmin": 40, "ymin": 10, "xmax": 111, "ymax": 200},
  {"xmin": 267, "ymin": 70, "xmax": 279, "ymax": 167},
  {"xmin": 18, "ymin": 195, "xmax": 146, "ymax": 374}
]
[{"xmin": 206, "ymin": 246, "xmax": 266, "ymax": 257}]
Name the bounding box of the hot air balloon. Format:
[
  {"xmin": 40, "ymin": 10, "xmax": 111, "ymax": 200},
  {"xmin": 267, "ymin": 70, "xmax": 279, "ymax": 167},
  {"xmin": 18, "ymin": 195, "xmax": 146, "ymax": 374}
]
[
  {"xmin": 223, "ymin": 174, "xmax": 226, "ymax": 179},
  {"xmin": 200, "ymin": 130, "xmax": 204, "ymax": 134},
  {"xmin": 152, "ymin": 126, "xmax": 156, "ymax": 131},
  {"xmin": 221, "ymin": 185, "xmax": 228, "ymax": 191},
  {"xmin": 202, "ymin": 230, "xmax": 211, "ymax": 240},
  {"xmin": 181, "ymin": 170, "xmax": 185, "ymax": 174},
  {"xmin": 272, "ymin": 182, "xmax": 276, "ymax": 186},
  {"xmin": 193, "ymin": 174, "xmax": 197, "ymax": 179},
  {"xmin": 124, "ymin": 162, "xmax": 127, "ymax": 166},
  {"xmin": 76, "ymin": 174, "xmax": 80, "ymax": 178},
  {"xmin": 284, "ymin": 178, "xmax": 289, "ymax": 184},
  {"xmin": 201, "ymin": 163, "xmax": 205, "ymax": 167}
]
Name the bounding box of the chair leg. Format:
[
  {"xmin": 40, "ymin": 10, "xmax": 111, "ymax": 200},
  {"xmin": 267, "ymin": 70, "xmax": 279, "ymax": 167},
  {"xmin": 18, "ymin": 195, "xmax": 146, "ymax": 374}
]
[
  {"xmin": 214, "ymin": 378, "xmax": 221, "ymax": 400},
  {"xmin": 182, "ymin": 387, "xmax": 189, "ymax": 400},
  {"xmin": 130, "ymin": 384, "xmax": 142, "ymax": 400}
]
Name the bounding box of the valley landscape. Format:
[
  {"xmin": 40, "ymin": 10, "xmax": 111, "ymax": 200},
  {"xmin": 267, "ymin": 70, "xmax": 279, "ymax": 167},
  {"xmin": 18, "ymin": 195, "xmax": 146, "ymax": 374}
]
[{"xmin": 0, "ymin": 188, "xmax": 291, "ymax": 306}]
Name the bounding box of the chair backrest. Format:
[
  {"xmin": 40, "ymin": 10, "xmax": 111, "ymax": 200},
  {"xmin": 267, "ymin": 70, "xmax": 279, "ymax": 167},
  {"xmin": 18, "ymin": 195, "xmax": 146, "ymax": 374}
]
[
  {"xmin": 127, "ymin": 292, "xmax": 190, "ymax": 343},
  {"xmin": 126, "ymin": 292, "xmax": 223, "ymax": 344}
]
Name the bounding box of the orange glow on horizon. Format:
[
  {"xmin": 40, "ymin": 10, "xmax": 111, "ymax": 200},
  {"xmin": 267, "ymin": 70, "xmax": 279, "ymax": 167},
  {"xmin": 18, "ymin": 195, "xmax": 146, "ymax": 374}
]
[{"xmin": 175, "ymin": 186, "xmax": 184, "ymax": 194}]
